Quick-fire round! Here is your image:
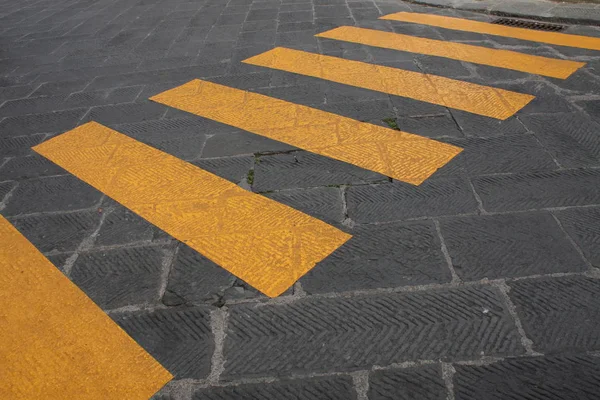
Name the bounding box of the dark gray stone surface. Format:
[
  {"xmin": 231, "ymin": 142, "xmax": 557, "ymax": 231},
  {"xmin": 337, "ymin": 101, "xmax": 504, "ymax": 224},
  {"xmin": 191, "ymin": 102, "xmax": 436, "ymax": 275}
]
[
  {"xmin": 509, "ymin": 276, "xmax": 600, "ymax": 353},
  {"xmin": 193, "ymin": 376, "xmax": 356, "ymax": 399},
  {"xmin": 454, "ymin": 354, "xmax": 600, "ymax": 400},
  {"xmin": 71, "ymin": 246, "xmax": 166, "ymax": 309},
  {"xmin": 439, "ymin": 212, "xmax": 587, "ymax": 280},
  {"xmin": 555, "ymin": 206, "xmax": 600, "ymax": 268},
  {"xmin": 223, "ymin": 286, "xmax": 523, "ymax": 377},
  {"xmin": 301, "ymin": 220, "xmax": 452, "ymax": 293},
  {"xmin": 368, "ymin": 364, "xmax": 446, "ymax": 400},
  {"xmin": 114, "ymin": 307, "xmax": 213, "ymax": 379}
]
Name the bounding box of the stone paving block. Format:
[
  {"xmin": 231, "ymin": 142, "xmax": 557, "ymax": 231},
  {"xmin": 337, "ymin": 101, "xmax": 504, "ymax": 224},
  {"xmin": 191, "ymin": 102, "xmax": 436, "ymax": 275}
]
[
  {"xmin": 0, "ymin": 94, "xmax": 71, "ymax": 118},
  {"xmin": 0, "ymin": 153, "xmax": 65, "ymax": 181},
  {"xmin": 114, "ymin": 307, "xmax": 213, "ymax": 379},
  {"xmin": 84, "ymin": 101, "xmax": 165, "ymax": 125},
  {"xmin": 454, "ymin": 354, "xmax": 600, "ymax": 400},
  {"xmin": 0, "ymin": 181, "xmax": 16, "ymax": 204},
  {"xmin": 321, "ymin": 99, "xmax": 395, "ymax": 123},
  {"xmin": 201, "ymin": 131, "xmax": 296, "ymax": 158},
  {"xmin": 243, "ymin": 19, "xmax": 278, "ymax": 31},
  {"xmin": 554, "ymin": 70, "xmax": 600, "ymax": 95},
  {"xmin": 440, "ymin": 134, "xmax": 557, "ymax": 177},
  {"xmin": 0, "ymin": 108, "xmax": 86, "ymax": 137},
  {"xmin": 116, "ymin": 118, "xmax": 209, "ymax": 160},
  {"xmin": 450, "ymin": 110, "xmax": 527, "ymax": 137},
  {"xmin": 223, "ymin": 285, "xmax": 523, "ymax": 377},
  {"xmin": 264, "ymin": 187, "xmax": 344, "ymax": 224},
  {"xmin": 209, "ymin": 72, "xmax": 272, "ymax": 91},
  {"xmin": 0, "ymin": 85, "xmax": 33, "ymax": 102},
  {"xmin": 3, "ymin": 175, "xmax": 102, "ymax": 216},
  {"xmin": 472, "ymin": 169, "xmax": 600, "ymax": 212},
  {"xmin": 509, "ymin": 275, "xmax": 600, "ymax": 353},
  {"xmin": 253, "ymin": 151, "xmax": 385, "ymax": 192},
  {"xmin": 196, "ymin": 41, "xmax": 236, "ymax": 64},
  {"xmin": 253, "ymin": 84, "xmax": 326, "ymax": 106},
  {"xmin": 390, "ymin": 91, "xmax": 449, "ymax": 117},
  {"xmin": 416, "ymin": 55, "xmax": 472, "ymax": 79},
  {"xmin": 347, "ymin": 177, "xmax": 478, "ymax": 223},
  {"xmin": 47, "ymin": 252, "xmax": 72, "ymax": 272},
  {"xmin": 192, "ymin": 156, "xmax": 254, "ymax": 185},
  {"xmin": 10, "ymin": 210, "xmax": 100, "ymax": 253},
  {"xmin": 164, "ymin": 244, "xmax": 234, "ymax": 305},
  {"xmin": 519, "ymin": 112, "xmax": 600, "ymax": 169},
  {"xmin": 439, "ymin": 212, "xmax": 586, "ymax": 281},
  {"xmin": 495, "ymin": 81, "xmax": 575, "ymax": 115},
  {"xmin": 63, "ymin": 86, "xmax": 142, "ymax": 108},
  {"xmin": 247, "ymin": 8, "xmax": 279, "ymax": 21},
  {"xmin": 237, "ymin": 29, "xmax": 277, "ymax": 46},
  {"xmin": 368, "ymin": 364, "xmax": 446, "ymax": 400},
  {"xmin": 95, "ymin": 205, "xmax": 157, "ymax": 247},
  {"xmin": 31, "ymin": 78, "xmax": 89, "ymax": 97},
  {"xmin": 279, "ymin": 10, "xmax": 314, "ymax": 23},
  {"xmin": 71, "ymin": 246, "xmax": 166, "ymax": 309},
  {"xmin": 193, "ymin": 376, "xmax": 356, "ymax": 399},
  {"xmin": 396, "ymin": 114, "xmax": 463, "ymax": 138},
  {"xmin": 301, "ymin": 220, "xmax": 452, "ymax": 293},
  {"xmin": 555, "ymin": 206, "xmax": 600, "ymax": 268},
  {"xmin": 325, "ymin": 82, "xmax": 388, "ymax": 104}
]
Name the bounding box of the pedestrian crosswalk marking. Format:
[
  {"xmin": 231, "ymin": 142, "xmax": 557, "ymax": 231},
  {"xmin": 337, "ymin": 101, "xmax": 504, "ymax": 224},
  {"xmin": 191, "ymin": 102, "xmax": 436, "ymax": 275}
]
[
  {"xmin": 33, "ymin": 122, "xmax": 351, "ymax": 298},
  {"xmin": 381, "ymin": 12, "xmax": 600, "ymax": 51},
  {"xmin": 242, "ymin": 47, "xmax": 534, "ymax": 120},
  {"xmin": 0, "ymin": 215, "xmax": 172, "ymax": 399},
  {"xmin": 150, "ymin": 79, "xmax": 463, "ymax": 185},
  {"xmin": 317, "ymin": 26, "xmax": 585, "ymax": 79}
]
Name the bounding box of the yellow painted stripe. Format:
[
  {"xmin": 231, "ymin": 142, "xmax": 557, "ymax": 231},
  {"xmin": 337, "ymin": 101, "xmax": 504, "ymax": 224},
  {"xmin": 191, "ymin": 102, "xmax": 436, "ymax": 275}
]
[
  {"xmin": 381, "ymin": 12, "xmax": 600, "ymax": 51},
  {"xmin": 0, "ymin": 215, "xmax": 172, "ymax": 399},
  {"xmin": 242, "ymin": 47, "xmax": 534, "ymax": 120},
  {"xmin": 150, "ymin": 80, "xmax": 463, "ymax": 184},
  {"xmin": 317, "ymin": 26, "xmax": 585, "ymax": 79},
  {"xmin": 33, "ymin": 122, "xmax": 350, "ymax": 297}
]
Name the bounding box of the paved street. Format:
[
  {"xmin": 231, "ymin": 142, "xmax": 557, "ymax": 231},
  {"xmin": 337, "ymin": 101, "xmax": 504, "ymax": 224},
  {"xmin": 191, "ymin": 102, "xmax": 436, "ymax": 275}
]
[{"xmin": 1, "ymin": 0, "xmax": 600, "ymax": 398}]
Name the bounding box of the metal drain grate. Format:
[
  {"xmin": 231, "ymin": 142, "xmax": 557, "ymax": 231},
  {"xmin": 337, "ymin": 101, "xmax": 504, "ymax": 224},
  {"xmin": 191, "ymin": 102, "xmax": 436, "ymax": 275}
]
[{"xmin": 492, "ymin": 18, "xmax": 566, "ymax": 32}]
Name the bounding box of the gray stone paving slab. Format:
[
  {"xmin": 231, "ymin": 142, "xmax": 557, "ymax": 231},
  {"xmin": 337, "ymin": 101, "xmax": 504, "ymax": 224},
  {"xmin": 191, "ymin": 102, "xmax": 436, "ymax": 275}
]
[
  {"xmin": 509, "ymin": 276, "xmax": 600, "ymax": 353},
  {"xmin": 223, "ymin": 285, "xmax": 523, "ymax": 378},
  {"xmin": 10, "ymin": 210, "xmax": 101, "ymax": 254},
  {"xmin": 368, "ymin": 364, "xmax": 446, "ymax": 400},
  {"xmin": 0, "ymin": 153, "xmax": 66, "ymax": 181},
  {"xmin": 114, "ymin": 307, "xmax": 214, "ymax": 379},
  {"xmin": 264, "ymin": 186, "xmax": 345, "ymax": 224},
  {"xmin": 301, "ymin": 220, "xmax": 452, "ymax": 293},
  {"xmin": 71, "ymin": 246, "xmax": 167, "ymax": 309},
  {"xmin": 454, "ymin": 354, "xmax": 600, "ymax": 400},
  {"xmin": 347, "ymin": 177, "xmax": 478, "ymax": 223},
  {"xmin": 439, "ymin": 212, "xmax": 587, "ymax": 280},
  {"xmin": 193, "ymin": 376, "xmax": 356, "ymax": 400},
  {"xmin": 555, "ymin": 206, "xmax": 600, "ymax": 268}
]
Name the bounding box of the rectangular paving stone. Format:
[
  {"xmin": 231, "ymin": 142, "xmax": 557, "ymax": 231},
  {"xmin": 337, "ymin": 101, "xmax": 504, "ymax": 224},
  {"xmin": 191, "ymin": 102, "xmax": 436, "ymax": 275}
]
[
  {"xmin": 472, "ymin": 169, "xmax": 600, "ymax": 212},
  {"xmin": 114, "ymin": 307, "xmax": 213, "ymax": 379},
  {"xmin": 368, "ymin": 364, "xmax": 446, "ymax": 400},
  {"xmin": 555, "ymin": 206, "xmax": 600, "ymax": 268},
  {"xmin": 253, "ymin": 152, "xmax": 386, "ymax": 192},
  {"xmin": 0, "ymin": 94, "xmax": 71, "ymax": 118},
  {"xmin": 193, "ymin": 376, "xmax": 356, "ymax": 400},
  {"xmin": 396, "ymin": 114, "xmax": 463, "ymax": 138},
  {"xmin": 509, "ymin": 275, "xmax": 600, "ymax": 353},
  {"xmin": 347, "ymin": 177, "xmax": 478, "ymax": 223},
  {"xmin": 10, "ymin": 210, "xmax": 100, "ymax": 253},
  {"xmin": 0, "ymin": 181, "xmax": 16, "ymax": 204},
  {"xmin": 165, "ymin": 243, "xmax": 236, "ymax": 305},
  {"xmin": 2, "ymin": 175, "xmax": 102, "ymax": 216},
  {"xmin": 95, "ymin": 204, "xmax": 157, "ymax": 247},
  {"xmin": 264, "ymin": 187, "xmax": 344, "ymax": 224},
  {"xmin": 192, "ymin": 156, "xmax": 254, "ymax": 185},
  {"xmin": 223, "ymin": 285, "xmax": 523, "ymax": 377},
  {"xmin": 519, "ymin": 112, "xmax": 600, "ymax": 169},
  {"xmin": 450, "ymin": 110, "xmax": 527, "ymax": 137},
  {"xmin": 441, "ymin": 135, "xmax": 557, "ymax": 177},
  {"xmin": 0, "ymin": 108, "xmax": 87, "ymax": 137},
  {"xmin": 71, "ymin": 246, "xmax": 166, "ymax": 310},
  {"xmin": 84, "ymin": 101, "xmax": 166, "ymax": 125},
  {"xmin": 454, "ymin": 354, "xmax": 600, "ymax": 400},
  {"xmin": 301, "ymin": 220, "xmax": 452, "ymax": 293},
  {"xmin": 201, "ymin": 131, "xmax": 296, "ymax": 158},
  {"xmin": 439, "ymin": 212, "xmax": 587, "ymax": 281},
  {"xmin": 0, "ymin": 153, "xmax": 66, "ymax": 181}
]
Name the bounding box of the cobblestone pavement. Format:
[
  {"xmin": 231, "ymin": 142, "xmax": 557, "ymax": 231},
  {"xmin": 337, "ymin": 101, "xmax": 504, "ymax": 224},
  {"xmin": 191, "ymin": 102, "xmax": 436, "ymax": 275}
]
[{"xmin": 2, "ymin": 0, "xmax": 600, "ymax": 398}]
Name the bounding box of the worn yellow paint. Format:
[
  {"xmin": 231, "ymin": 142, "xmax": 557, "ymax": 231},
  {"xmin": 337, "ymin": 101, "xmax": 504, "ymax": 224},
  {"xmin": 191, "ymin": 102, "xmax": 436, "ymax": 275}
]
[
  {"xmin": 151, "ymin": 79, "xmax": 463, "ymax": 184},
  {"xmin": 242, "ymin": 47, "xmax": 534, "ymax": 120},
  {"xmin": 0, "ymin": 215, "xmax": 172, "ymax": 399},
  {"xmin": 317, "ymin": 26, "xmax": 585, "ymax": 79},
  {"xmin": 381, "ymin": 12, "xmax": 600, "ymax": 51},
  {"xmin": 33, "ymin": 122, "xmax": 350, "ymax": 297}
]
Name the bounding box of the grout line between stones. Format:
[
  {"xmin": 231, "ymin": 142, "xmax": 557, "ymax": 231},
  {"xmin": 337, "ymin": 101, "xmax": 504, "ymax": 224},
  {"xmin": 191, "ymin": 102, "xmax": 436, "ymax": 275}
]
[
  {"xmin": 433, "ymin": 218, "xmax": 461, "ymax": 284},
  {"xmin": 441, "ymin": 362, "xmax": 456, "ymax": 400},
  {"xmin": 351, "ymin": 370, "xmax": 369, "ymax": 400}
]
